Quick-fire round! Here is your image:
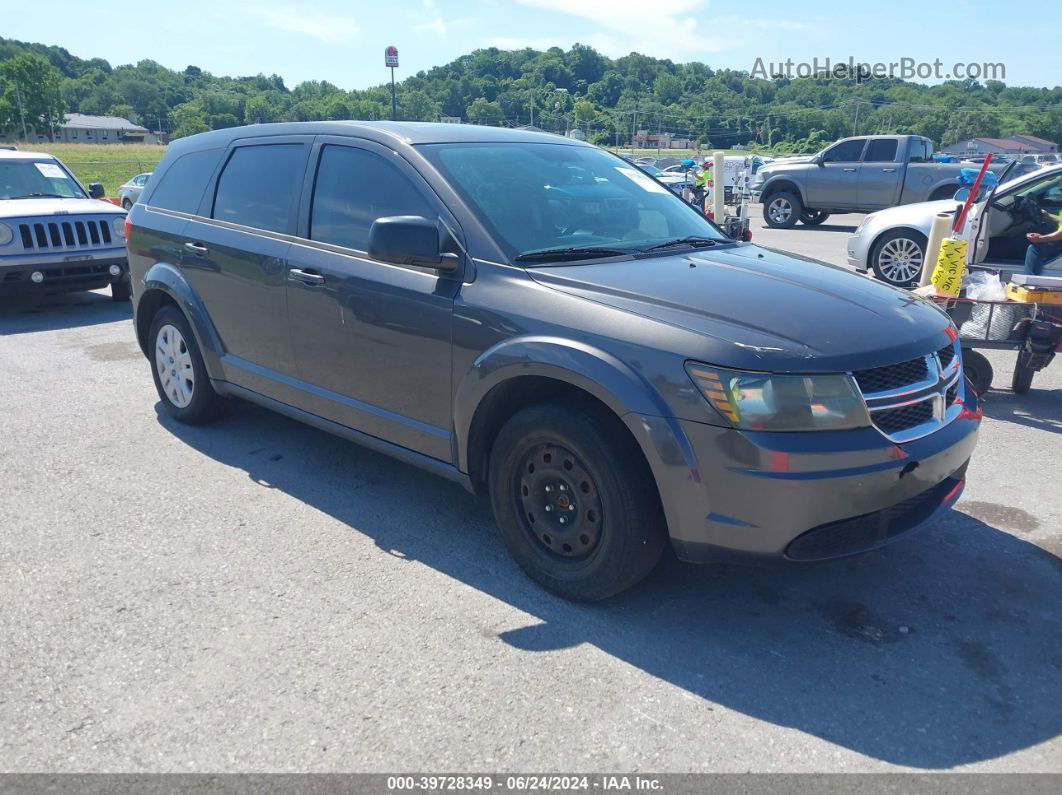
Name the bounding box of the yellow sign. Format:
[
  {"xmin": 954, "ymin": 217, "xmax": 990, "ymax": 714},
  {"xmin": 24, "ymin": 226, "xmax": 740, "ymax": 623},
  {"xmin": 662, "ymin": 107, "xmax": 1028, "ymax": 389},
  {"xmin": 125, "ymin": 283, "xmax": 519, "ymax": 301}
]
[{"xmin": 930, "ymin": 237, "xmax": 967, "ymax": 297}]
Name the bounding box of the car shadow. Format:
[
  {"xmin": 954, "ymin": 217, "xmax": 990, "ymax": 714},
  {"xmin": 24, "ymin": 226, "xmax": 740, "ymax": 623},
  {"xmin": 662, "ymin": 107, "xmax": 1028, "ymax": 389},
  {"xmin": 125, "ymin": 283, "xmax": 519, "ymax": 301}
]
[
  {"xmin": 786, "ymin": 223, "xmax": 859, "ymax": 233},
  {"xmin": 156, "ymin": 401, "xmax": 1062, "ymax": 769},
  {"xmin": 980, "ymin": 385, "xmax": 1062, "ymax": 435},
  {"xmin": 0, "ymin": 290, "xmax": 131, "ymax": 335}
]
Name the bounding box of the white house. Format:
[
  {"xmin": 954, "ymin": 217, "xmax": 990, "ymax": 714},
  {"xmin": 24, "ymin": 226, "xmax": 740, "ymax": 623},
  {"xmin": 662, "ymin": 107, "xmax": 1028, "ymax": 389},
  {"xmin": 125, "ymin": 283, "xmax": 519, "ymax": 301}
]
[{"xmin": 58, "ymin": 113, "xmax": 159, "ymax": 145}]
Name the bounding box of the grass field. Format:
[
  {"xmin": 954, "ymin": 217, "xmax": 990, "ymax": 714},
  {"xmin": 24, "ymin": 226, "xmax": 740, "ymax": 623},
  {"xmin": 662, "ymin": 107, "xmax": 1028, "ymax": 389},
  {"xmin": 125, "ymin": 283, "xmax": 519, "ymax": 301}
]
[{"xmin": 14, "ymin": 143, "xmax": 167, "ymax": 196}]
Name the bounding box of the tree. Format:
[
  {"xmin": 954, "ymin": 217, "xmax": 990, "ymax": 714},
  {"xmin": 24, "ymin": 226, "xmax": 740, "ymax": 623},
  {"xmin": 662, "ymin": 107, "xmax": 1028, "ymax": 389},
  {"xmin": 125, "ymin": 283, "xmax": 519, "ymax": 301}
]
[
  {"xmin": 466, "ymin": 97, "xmax": 503, "ymax": 125},
  {"xmin": 654, "ymin": 73, "xmax": 683, "ymax": 105},
  {"xmin": 107, "ymin": 103, "xmax": 134, "ymax": 121},
  {"xmin": 0, "ymin": 53, "xmax": 64, "ymax": 139},
  {"xmin": 170, "ymin": 102, "xmax": 209, "ymax": 139}
]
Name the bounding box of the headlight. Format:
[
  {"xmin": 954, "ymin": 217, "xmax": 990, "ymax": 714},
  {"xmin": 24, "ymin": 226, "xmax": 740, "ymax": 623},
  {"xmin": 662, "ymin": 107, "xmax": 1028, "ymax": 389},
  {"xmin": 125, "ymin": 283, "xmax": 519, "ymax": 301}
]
[
  {"xmin": 685, "ymin": 363, "xmax": 870, "ymax": 431},
  {"xmin": 113, "ymin": 216, "xmax": 126, "ymax": 239},
  {"xmin": 0, "ymin": 222, "xmax": 13, "ymax": 246},
  {"xmin": 854, "ymin": 213, "xmax": 875, "ymax": 235}
]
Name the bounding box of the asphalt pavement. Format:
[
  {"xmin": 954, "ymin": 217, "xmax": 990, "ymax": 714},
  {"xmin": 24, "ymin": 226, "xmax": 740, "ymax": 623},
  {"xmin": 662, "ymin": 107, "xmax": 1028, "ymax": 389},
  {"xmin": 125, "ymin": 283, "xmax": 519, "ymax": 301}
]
[{"xmin": 1, "ymin": 214, "xmax": 1060, "ymax": 773}]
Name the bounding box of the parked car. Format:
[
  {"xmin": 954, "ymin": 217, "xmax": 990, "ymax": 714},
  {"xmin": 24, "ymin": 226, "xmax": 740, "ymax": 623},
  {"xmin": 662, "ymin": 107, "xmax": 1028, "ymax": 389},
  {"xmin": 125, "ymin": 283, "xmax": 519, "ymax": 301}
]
[
  {"xmin": 753, "ymin": 135, "xmax": 1006, "ymax": 228},
  {"xmin": 0, "ymin": 149, "xmax": 130, "ymax": 299},
  {"xmin": 848, "ymin": 163, "xmax": 1062, "ymax": 286},
  {"xmin": 127, "ymin": 122, "xmax": 979, "ymax": 600},
  {"xmin": 118, "ymin": 172, "xmax": 152, "ymax": 209}
]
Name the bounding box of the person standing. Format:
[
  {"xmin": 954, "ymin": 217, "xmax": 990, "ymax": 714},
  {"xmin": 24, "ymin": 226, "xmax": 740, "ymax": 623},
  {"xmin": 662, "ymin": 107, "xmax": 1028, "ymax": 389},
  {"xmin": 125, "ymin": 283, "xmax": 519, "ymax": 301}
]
[{"xmin": 1025, "ymin": 209, "xmax": 1062, "ymax": 275}]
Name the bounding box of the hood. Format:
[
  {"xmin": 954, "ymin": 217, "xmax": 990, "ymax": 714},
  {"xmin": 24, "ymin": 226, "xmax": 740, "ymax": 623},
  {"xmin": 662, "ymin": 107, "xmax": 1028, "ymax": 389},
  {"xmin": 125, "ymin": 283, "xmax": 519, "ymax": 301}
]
[
  {"xmin": 871, "ymin": 198, "xmax": 958, "ymax": 227},
  {"xmin": 527, "ymin": 245, "xmax": 954, "ymax": 373},
  {"xmin": 0, "ymin": 197, "xmax": 124, "ymax": 220}
]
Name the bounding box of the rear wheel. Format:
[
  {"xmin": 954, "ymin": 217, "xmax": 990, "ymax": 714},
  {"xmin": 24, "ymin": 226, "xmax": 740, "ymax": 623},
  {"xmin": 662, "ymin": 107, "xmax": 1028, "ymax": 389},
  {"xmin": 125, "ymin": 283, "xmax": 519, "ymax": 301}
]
[
  {"xmin": 800, "ymin": 209, "xmax": 830, "ymax": 226},
  {"xmin": 488, "ymin": 401, "xmax": 666, "ymax": 601},
  {"xmin": 963, "ymin": 349, "xmax": 994, "ymax": 395},
  {"xmin": 870, "ymin": 229, "xmax": 927, "ymax": 288},
  {"xmin": 148, "ymin": 305, "xmax": 226, "ymax": 424},
  {"xmin": 121, "ymin": 198, "xmax": 133, "ymax": 210},
  {"xmin": 763, "ymin": 191, "xmax": 802, "ymax": 229}
]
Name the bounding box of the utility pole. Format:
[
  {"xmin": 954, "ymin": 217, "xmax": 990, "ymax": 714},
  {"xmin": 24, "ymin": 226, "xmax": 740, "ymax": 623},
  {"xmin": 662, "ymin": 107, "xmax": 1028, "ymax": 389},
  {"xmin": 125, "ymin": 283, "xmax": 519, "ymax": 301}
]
[
  {"xmin": 14, "ymin": 83, "xmax": 29, "ymax": 140},
  {"xmin": 529, "ymin": 91, "xmax": 534, "ymax": 128},
  {"xmin": 852, "ymin": 100, "xmax": 860, "ymax": 137}
]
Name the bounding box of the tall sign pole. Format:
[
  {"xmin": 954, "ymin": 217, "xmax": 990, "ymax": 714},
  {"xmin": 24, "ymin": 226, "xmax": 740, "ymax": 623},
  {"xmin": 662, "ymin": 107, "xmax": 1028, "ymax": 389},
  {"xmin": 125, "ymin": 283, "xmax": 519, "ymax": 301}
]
[{"xmin": 385, "ymin": 46, "xmax": 399, "ymax": 121}]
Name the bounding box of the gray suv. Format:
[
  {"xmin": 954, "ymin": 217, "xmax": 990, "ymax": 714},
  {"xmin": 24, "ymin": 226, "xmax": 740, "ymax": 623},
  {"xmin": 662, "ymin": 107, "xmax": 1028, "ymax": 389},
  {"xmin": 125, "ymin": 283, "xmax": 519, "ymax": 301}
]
[{"xmin": 127, "ymin": 122, "xmax": 980, "ymax": 600}]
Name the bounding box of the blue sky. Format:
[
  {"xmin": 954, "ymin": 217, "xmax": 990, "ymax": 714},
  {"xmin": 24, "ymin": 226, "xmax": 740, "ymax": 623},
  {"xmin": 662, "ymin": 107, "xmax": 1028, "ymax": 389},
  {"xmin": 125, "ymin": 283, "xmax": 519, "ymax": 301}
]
[{"xmin": 2, "ymin": 0, "xmax": 1059, "ymax": 89}]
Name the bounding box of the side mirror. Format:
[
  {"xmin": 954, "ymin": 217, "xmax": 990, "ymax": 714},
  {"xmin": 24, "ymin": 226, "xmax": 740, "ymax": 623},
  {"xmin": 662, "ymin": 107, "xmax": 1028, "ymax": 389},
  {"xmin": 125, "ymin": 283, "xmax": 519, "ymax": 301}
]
[
  {"xmin": 88, "ymin": 182, "xmax": 105, "ymax": 199},
  {"xmin": 813, "ymin": 155, "xmax": 825, "ymax": 166},
  {"xmin": 368, "ymin": 216, "xmax": 459, "ymax": 271}
]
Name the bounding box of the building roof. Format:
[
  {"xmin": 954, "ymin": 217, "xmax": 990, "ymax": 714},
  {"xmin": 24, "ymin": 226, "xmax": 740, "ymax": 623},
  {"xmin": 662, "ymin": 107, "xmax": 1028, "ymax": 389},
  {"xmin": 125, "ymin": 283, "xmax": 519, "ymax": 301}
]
[
  {"xmin": 1009, "ymin": 134, "xmax": 1056, "ymax": 146},
  {"xmin": 975, "ymin": 137, "xmax": 1025, "ymax": 148},
  {"xmin": 61, "ymin": 113, "xmax": 149, "ymax": 132}
]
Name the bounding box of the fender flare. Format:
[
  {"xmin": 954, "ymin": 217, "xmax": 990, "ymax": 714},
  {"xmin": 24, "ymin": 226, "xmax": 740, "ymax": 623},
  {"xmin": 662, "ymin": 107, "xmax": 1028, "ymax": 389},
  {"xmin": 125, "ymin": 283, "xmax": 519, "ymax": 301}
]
[
  {"xmin": 139, "ymin": 262, "xmax": 225, "ymax": 380},
  {"xmin": 452, "ymin": 334, "xmax": 684, "ymax": 473},
  {"xmin": 758, "ymin": 176, "xmax": 805, "ymax": 205}
]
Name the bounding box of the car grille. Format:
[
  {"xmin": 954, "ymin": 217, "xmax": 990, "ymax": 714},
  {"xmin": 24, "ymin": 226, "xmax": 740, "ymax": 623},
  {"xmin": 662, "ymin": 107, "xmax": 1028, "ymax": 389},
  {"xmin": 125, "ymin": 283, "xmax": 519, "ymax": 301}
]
[
  {"xmin": 852, "ymin": 341, "xmax": 963, "ymax": 442},
  {"xmin": 16, "ymin": 218, "xmax": 114, "ymax": 252},
  {"xmin": 785, "ymin": 475, "xmax": 963, "ymax": 561}
]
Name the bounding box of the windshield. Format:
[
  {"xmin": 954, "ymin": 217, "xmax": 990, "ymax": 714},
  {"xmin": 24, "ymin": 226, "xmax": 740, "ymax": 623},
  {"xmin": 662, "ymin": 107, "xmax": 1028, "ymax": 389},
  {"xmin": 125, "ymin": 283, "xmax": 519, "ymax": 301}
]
[
  {"xmin": 638, "ymin": 164, "xmax": 664, "ymax": 177},
  {"xmin": 419, "ymin": 142, "xmax": 729, "ymax": 261},
  {"xmin": 0, "ymin": 160, "xmax": 86, "ymax": 200}
]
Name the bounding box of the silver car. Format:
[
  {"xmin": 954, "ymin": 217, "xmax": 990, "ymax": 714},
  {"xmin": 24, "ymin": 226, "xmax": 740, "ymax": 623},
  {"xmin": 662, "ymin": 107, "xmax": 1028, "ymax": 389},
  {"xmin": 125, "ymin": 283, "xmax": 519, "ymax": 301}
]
[
  {"xmin": 118, "ymin": 172, "xmax": 152, "ymax": 210},
  {"xmin": 848, "ymin": 163, "xmax": 1062, "ymax": 287}
]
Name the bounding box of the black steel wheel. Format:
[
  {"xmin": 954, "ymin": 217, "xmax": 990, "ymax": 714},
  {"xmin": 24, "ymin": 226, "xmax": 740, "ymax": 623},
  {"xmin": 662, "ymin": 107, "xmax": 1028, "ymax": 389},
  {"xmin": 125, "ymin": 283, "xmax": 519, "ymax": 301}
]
[
  {"xmin": 516, "ymin": 442, "xmax": 604, "ymax": 560},
  {"xmin": 489, "ymin": 400, "xmax": 666, "ymax": 601},
  {"xmin": 963, "ymin": 349, "xmax": 994, "ymax": 395}
]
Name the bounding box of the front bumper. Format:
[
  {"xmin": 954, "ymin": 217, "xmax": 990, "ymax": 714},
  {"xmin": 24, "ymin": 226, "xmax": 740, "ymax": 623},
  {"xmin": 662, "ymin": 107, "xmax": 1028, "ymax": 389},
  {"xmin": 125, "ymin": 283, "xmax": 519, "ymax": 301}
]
[
  {"xmin": 847, "ymin": 234, "xmax": 869, "ymax": 272},
  {"xmin": 625, "ymin": 382, "xmax": 980, "ymax": 562},
  {"xmin": 0, "ymin": 255, "xmax": 128, "ymax": 294}
]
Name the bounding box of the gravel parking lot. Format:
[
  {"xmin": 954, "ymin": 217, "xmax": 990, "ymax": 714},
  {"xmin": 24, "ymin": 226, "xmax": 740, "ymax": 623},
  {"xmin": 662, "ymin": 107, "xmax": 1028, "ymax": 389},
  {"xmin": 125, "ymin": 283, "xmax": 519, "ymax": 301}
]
[{"xmin": 2, "ymin": 214, "xmax": 1060, "ymax": 773}]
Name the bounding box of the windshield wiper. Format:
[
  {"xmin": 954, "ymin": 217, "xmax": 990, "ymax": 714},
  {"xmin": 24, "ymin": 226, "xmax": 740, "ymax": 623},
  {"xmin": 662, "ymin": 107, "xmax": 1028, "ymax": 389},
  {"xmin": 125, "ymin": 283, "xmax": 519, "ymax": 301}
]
[
  {"xmin": 514, "ymin": 246, "xmax": 632, "ymax": 262},
  {"xmin": 8, "ymin": 193, "xmax": 71, "ymax": 199},
  {"xmin": 641, "ymin": 236, "xmax": 721, "ymax": 252}
]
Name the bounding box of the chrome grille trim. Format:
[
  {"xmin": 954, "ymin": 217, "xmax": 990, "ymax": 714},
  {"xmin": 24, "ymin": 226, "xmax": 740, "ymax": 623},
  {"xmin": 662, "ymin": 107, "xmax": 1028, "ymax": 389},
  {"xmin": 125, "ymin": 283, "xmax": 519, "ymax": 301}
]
[{"xmin": 851, "ymin": 340, "xmax": 964, "ymax": 442}]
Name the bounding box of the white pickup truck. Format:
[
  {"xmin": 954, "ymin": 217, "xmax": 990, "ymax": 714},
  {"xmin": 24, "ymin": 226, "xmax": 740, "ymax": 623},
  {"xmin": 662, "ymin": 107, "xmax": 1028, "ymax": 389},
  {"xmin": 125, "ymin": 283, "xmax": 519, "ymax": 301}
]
[
  {"xmin": 0, "ymin": 147, "xmax": 130, "ymax": 300},
  {"xmin": 753, "ymin": 135, "xmax": 1005, "ymax": 229}
]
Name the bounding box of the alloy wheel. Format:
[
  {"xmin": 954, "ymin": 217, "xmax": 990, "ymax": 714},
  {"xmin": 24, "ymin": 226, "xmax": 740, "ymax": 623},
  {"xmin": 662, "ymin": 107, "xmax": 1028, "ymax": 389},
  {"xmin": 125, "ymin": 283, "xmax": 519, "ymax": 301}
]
[
  {"xmin": 877, "ymin": 238, "xmax": 924, "ymax": 285},
  {"xmin": 767, "ymin": 197, "xmax": 793, "ymax": 224}
]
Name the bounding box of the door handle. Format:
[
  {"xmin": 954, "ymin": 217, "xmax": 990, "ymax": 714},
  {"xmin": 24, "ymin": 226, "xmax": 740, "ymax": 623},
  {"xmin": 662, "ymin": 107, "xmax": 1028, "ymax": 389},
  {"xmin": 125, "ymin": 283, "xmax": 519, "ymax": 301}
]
[
  {"xmin": 288, "ymin": 267, "xmax": 325, "ymax": 285},
  {"xmin": 842, "ymin": 167, "xmax": 857, "ymax": 172},
  {"xmin": 183, "ymin": 241, "xmax": 208, "ymax": 255},
  {"xmin": 882, "ymin": 167, "xmax": 897, "ymax": 172}
]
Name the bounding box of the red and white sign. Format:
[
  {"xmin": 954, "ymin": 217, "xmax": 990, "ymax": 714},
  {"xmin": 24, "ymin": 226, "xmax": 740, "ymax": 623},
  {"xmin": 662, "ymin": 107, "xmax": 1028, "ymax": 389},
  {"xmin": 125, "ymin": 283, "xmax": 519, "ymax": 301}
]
[{"xmin": 385, "ymin": 46, "xmax": 399, "ymax": 68}]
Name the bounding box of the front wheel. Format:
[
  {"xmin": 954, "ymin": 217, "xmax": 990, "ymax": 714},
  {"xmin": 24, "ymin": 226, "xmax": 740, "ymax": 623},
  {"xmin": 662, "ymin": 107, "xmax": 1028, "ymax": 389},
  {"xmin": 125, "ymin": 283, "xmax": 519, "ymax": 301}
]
[
  {"xmin": 763, "ymin": 191, "xmax": 802, "ymax": 229},
  {"xmin": 870, "ymin": 229, "xmax": 927, "ymax": 288},
  {"xmin": 800, "ymin": 209, "xmax": 830, "ymax": 226},
  {"xmin": 121, "ymin": 198, "xmax": 133, "ymax": 210},
  {"xmin": 488, "ymin": 401, "xmax": 666, "ymax": 601}
]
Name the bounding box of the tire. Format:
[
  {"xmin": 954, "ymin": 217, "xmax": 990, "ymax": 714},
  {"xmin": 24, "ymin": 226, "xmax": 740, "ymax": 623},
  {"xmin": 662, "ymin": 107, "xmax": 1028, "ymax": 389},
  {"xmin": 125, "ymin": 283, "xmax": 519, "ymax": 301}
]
[
  {"xmin": 1011, "ymin": 352, "xmax": 1035, "ymax": 394},
  {"xmin": 148, "ymin": 305, "xmax": 226, "ymax": 424},
  {"xmin": 121, "ymin": 198, "xmax": 133, "ymax": 210},
  {"xmin": 800, "ymin": 209, "xmax": 830, "ymax": 226},
  {"xmin": 963, "ymin": 349, "xmax": 994, "ymax": 395},
  {"xmin": 763, "ymin": 191, "xmax": 802, "ymax": 228},
  {"xmin": 870, "ymin": 229, "xmax": 927, "ymax": 288},
  {"xmin": 488, "ymin": 400, "xmax": 666, "ymax": 601},
  {"xmin": 111, "ymin": 279, "xmax": 131, "ymax": 301}
]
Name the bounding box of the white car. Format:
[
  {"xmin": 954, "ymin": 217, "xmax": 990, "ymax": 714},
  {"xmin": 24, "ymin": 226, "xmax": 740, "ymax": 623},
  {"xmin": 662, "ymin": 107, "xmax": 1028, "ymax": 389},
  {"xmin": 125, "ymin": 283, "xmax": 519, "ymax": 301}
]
[
  {"xmin": 118, "ymin": 172, "xmax": 152, "ymax": 210},
  {"xmin": 847, "ymin": 163, "xmax": 1062, "ymax": 287}
]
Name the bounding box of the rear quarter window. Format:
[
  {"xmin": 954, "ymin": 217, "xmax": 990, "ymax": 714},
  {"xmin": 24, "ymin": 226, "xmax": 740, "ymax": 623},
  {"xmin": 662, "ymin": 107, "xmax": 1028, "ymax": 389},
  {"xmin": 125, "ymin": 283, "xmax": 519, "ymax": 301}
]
[{"xmin": 146, "ymin": 148, "xmax": 223, "ymax": 214}]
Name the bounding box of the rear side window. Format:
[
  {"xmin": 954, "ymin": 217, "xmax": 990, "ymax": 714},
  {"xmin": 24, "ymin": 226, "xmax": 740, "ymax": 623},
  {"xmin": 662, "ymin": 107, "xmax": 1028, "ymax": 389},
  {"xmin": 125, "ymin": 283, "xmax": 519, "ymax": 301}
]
[
  {"xmin": 212, "ymin": 144, "xmax": 304, "ymax": 233},
  {"xmin": 823, "ymin": 140, "xmax": 866, "ymax": 163},
  {"xmin": 147, "ymin": 149, "xmax": 221, "ymax": 213},
  {"xmin": 864, "ymin": 139, "xmax": 898, "ymax": 162},
  {"xmin": 908, "ymin": 139, "xmax": 932, "ymax": 163},
  {"xmin": 309, "ymin": 145, "xmax": 433, "ymax": 251}
]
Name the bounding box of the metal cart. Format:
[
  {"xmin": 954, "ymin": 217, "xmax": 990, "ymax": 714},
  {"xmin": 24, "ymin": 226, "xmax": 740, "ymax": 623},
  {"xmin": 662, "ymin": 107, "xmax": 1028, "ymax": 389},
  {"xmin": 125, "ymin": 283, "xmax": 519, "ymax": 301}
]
[{"xmin": 933, "ymin": 297, "xmax": 1062, "ymax": 394}]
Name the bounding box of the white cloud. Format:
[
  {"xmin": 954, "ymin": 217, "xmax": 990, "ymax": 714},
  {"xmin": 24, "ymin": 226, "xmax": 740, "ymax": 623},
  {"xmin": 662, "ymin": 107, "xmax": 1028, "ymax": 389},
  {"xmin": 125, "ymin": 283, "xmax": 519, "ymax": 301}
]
[
  {"xmin": 247, "ymin": 5, "xmax": 359, "ymax": 45},
  {"xmin": 514, "ymin": 0, "xmax": 808, "ymax": 59},
  {"xmin": 410, "ymin": 0, "xmax": 478, "ymax": 38}
]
